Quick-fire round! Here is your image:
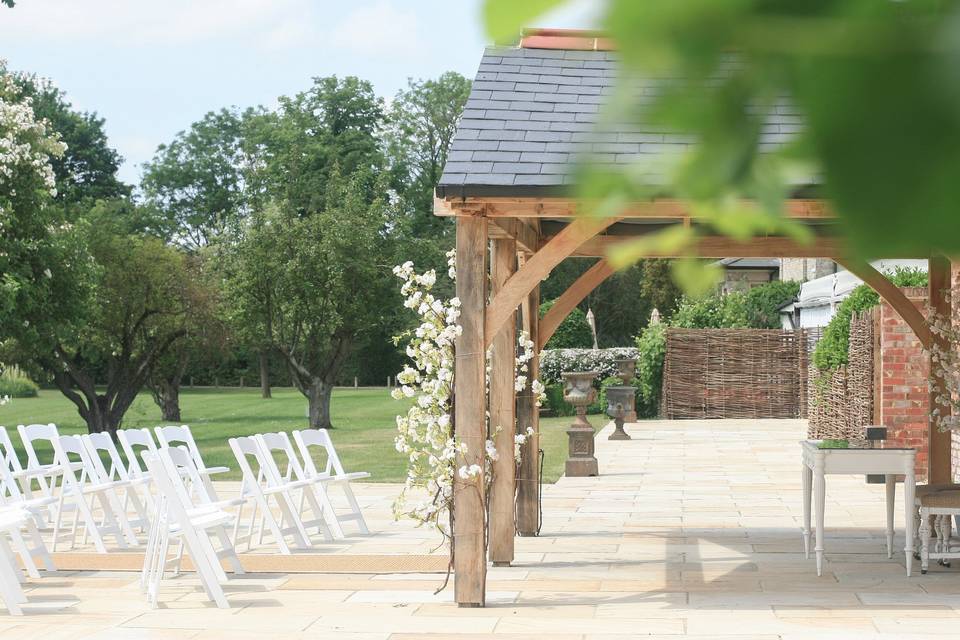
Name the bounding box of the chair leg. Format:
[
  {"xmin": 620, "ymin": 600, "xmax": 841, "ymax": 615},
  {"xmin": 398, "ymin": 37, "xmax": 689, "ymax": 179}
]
[
  {"xmin": 341, "ymin": 483, "xmax": 369, "ymax": 534},
  {"xmin": 920, "ymin": 508, "xmax": 932, "ymax": 574},
  {"xmin": 0, "ymin": 539, "xmax": 25, "ymax": 616},
  {"xmin": 213, "ymin": 526, "xmax": 244, "ymax": 575}
]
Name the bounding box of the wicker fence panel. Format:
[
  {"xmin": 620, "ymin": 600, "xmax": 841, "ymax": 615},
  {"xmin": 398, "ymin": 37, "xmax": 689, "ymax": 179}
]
[
  {"xmin": 662, "ymin": 328, "xmax": 803, "ymax": 419},
  {"xmin": 806, "ymin": 309, "xmax": 876, "ymax": 440}
]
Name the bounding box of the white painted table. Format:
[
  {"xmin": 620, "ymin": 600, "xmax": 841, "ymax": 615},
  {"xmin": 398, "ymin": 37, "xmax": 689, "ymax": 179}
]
[{"xmin": 800, "ymin": 441, "xmax": 917, "ymax": 576}]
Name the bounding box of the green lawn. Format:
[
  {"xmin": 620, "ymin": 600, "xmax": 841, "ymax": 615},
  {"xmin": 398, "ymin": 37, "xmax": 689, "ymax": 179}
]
[{"xmin": 0, "ymin": 387, "xmax": 575, "ymax": 483}]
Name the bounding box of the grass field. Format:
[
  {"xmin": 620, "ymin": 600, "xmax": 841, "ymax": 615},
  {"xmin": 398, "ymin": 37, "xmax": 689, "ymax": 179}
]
[{"xmin": 0, "ymin": 387, "xmax": 576, "ymax": 483}]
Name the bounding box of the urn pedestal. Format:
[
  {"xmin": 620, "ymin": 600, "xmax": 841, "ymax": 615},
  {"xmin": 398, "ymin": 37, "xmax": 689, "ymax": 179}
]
[
  {"xmin": 605, "ymin": 385, "xmax": 634, "ymax": 441},
  {"xmin": 562, "ymin": 371, "xmax": 599, "ymax": 477},
  {"xmin": 614, "ymin": 358, "xmax": 638, "ymax": 421}
]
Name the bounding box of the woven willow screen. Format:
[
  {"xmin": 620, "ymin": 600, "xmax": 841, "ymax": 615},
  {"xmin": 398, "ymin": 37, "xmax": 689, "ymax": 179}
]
[
  {"xmin": 807, "ymin": 309, "xmax": 876, "ymax": 440},
  {"xmin": 662, "ymin": 328, "xmax": 805, "ymax": 419}
]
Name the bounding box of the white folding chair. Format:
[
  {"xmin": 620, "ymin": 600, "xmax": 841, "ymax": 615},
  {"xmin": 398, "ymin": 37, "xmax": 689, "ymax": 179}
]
[
  {"xmin": 49, "ymin": 435, "xmax": 138, "ymax": 552},
  {"xmin": 154, "ymin": 425, "xmax": 228, "ymax": 499},
  {"xmin": 257, "ymin": 431, "xmax": 344, "ymax": 540},
  {"xmin": 293, "ymin": 429, "xmax": 370, "ymax": 534},
  {"xmin": 81, "ymin": 433, "xmax": 151, "ymax": 532},
  {"xmin": 229, "ymin": 436, "xmax": 311, "ymax": 553},
  {"xmin": 0, "ymin": 506, "xmax": 32, "ymax": 615},
  {"xmin": 141, "ymin": 449, "xmax": 241, "ymax": 609},
  {"xmin": 117, "ymin": 428, "xmax": 159, "ymax": 483},
  {"xmin": 16, "ymin": 423, "xmax": 78, "ymax": 515},
  {"xmin": 0, "ymin": 459, "xmax": 55, "ymax": 578},
  {"xmin": 0, "ymin": 426, "xmax": 52, "ymax": 526}
]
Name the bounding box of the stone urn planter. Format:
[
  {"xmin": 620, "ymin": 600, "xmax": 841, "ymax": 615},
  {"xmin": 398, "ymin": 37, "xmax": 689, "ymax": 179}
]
[
  {"xmin": 562, "ymin": 371, "xmax": 599, "ymax": 477},
  {"xmin": 605, "ymin": 385, "xmax": 634, "ymax": 440},
  {"xmin": 614, "ymin": 358, "xmax": 638, "ymax": 421}
]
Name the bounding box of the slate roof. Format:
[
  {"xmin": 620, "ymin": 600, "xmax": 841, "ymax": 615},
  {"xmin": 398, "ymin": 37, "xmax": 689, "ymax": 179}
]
[
  {"xmin": 437, "ymin": 46, "xmax": 806, "ymax": 198},
  {"xmin": 715, "ymin": 258, "xmax": 781, "ymax": 270}
]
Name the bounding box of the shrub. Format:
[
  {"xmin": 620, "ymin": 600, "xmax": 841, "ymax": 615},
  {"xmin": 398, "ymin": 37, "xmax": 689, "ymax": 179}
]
[
  {"xmin": 539, "ymin": 347, "xmax": 640, "ymax": 386},
  {"xmin": 0, "ymin": 371, "xmax": 39, "ymax": 398},
  {"xmin": 542, "ymin": 382, "xmax": 603, "ymax": 416},
  {"xmin": 812, "ymin": 267, "xmax": 928, "ymax": 371},
  {"xmin": 745, "ymin": 280, "xmax": 801, "ymax": 328},
  {"xmin": 634, "ymin": 322, "xmax": 667, "ymax": 417},
  {"xmin": 539, "ymin": 300, "xmax": 593, "ymax": 349}
]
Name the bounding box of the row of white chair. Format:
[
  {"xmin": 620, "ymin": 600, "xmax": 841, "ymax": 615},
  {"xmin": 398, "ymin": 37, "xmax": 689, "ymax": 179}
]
[{"xmin": 0, "ymin": 422, "xmax": 371, "ymax": 612}]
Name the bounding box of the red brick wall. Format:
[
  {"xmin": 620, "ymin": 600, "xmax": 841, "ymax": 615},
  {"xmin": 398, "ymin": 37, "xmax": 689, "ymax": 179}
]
[{"xmin": 879, "ymin": 287, "xmax": 929, "ymax": 480}]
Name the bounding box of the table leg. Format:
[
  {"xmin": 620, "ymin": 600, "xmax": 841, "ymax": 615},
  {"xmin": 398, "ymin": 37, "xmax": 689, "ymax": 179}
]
[
  {"xmin": 904, "ymin": 467, "xmax": 916, "ymax": 577},
  {"xmin": 802, "ymin": 464, "xmax": 812, "ymax": 559},
  {"xmin": 885, "ymin": 474, "xmax": 895, "ymax": 559},
  {"xmin": 813, "ymin": 459, "xmax": 826, "ymax": 576}
]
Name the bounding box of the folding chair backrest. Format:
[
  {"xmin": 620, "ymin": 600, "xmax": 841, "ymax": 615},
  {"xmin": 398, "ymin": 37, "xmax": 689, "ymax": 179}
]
[
  {"xmin": 0, "ymin": 454, "xmax": 24, "ymax": 504},
  {"xmin": 51, "ymin": 435, "xmax": 93, "ymax": 490},
  {"xmin": 163, "ymin": 445, "xmax": 216, "ymax": 504},
  {"xmin": 81, "ymin": 433, "xmax": 129, "ymax": 483},
  {"xmin": 229, "ymin": 436, "xmax": 272, "ymax": 491},
  {"xmin": 147, "ymin": 448, "xmax": 199, "ymax": 512},
  {"xmin": 257, "ymin": 432, "xmax": 306, "ymax": 483},
  {"xmin": 17, "ymin": 423, "xmax": 59, "ymax": 470},
  {"xmin": 154, "ymin": 425, "xmax": 207, "ymax": 470},
  {"xmin": 292, "ymin": 429, "xmax": 345, "ymax": 478},
  {"xmin": 117, "ymin": 428, "xmax": 158, "ymax": 477},
  {"xmin": 0, "ymin": 426, "xmax": 24, "ymax": 475}
]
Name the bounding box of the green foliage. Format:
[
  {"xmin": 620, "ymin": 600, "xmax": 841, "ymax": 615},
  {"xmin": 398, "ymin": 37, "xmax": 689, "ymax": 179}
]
[
  {"xmin": 812, "ymin": 268, "xmax": 928, "ymax": 371},
  {"xmin": 540, "ymin": 300, "xmax": 594, "ymax": 349},
  {"xmin": 141, "ymin": 108, "xmax": 253, "ymax": 249},
  {"xmin": 745, "ymin": 280, "xmax": 801, "ymax": 329},
  {"xmin": 0, "ymin": 369, "xmax": 39, "ymax": 398},
  {"xmin": 11, "ymin": 71, "xmax": 129, "ymax": 207},
  {"xmin": 634, "ymin": 322, "xmax": 666, "ymax": 417},
  {"xmin": 483, "ymin": 0, "xmax": 960, "ymax": 285}
]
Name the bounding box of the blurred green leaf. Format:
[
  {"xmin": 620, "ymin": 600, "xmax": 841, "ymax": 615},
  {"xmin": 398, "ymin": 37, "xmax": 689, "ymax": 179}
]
[
  {"xmin": 483, "ymin": 0, "xmax": 569, "ymax": 44},
  {"xmin": 606, "ymin": 225, "xmax": 695, "ymax": 269},
  {"xmin": 671, "ymin": 258, "xmax": 722, "ymax": 299}
]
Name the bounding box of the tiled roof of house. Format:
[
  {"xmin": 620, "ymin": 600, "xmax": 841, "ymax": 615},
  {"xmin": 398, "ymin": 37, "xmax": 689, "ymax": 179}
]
[{"xmin": 437, "ymin": 45, "xmax": 807, "ymax": 198}]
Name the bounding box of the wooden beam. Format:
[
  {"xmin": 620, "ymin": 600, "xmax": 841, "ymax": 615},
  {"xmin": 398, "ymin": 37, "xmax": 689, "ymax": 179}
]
[
  {"xmin": 565, "ymin": 235, "xmax": 846, "ymax": 259},
  {"xmin": 489, "ymin": 217, "xmax": 539, "ymax": 253},
  {"xmin": 538, "ymin": 259, "xmax": 616, "ymax": 351},
  {"xmin": 488, "ymin": 239, "xmax": 517, "ymax": 567},
  {"xmin": 928, "ymin": 256, "xmax": 952, "ymax": 483},
  {"xmin": 453, "ymin": 216, "xmax": 487, "ymax": 607},
  {"xmin": 836, "ymin": 259, "xmax": 932, "ymax": 349},
  {"xmin": 437, "ymin": 197, "xmax": 833, "ymax": 220},
  {"xmin": 516, "ymin": 284, "xmax": 540, "ymax": 537},
  {"xmin": 484, "ymin": 215, "xmax": 619, "ymax": 349}
]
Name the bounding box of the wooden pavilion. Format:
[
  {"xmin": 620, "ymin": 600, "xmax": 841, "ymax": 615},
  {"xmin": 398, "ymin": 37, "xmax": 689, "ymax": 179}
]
[{"xmin": 435, "ymin": 28, "xmax": 952, "ymax": 607}]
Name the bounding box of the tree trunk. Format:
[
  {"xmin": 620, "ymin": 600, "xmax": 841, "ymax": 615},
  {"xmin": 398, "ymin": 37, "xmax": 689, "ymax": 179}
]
[
  {"xmin": 258, "ymin": 349, "xmax": 272, "ymax": 399},
  {"xmin": 153, "ymin": 379, "xmax": 182, "ymax": 422},
  {"xmin": 307, "ymin": 379, "xmax": 334, "ymax": 429}
]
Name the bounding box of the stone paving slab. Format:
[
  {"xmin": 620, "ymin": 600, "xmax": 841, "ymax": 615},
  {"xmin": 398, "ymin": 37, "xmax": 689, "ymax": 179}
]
[{"xmin": 6, "ymin": 418, "xmax": 960, "ymax": 638}]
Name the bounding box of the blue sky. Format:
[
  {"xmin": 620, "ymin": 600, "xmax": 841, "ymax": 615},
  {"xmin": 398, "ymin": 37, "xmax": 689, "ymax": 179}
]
[{"xmin": 0, "ymin": 0, "xmax": 600, "ymax": 184}]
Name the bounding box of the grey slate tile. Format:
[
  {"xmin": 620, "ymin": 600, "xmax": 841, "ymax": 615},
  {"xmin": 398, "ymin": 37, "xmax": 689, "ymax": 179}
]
[
  {"xmin": 444, "ymin": 161, "xmax": 492, "ymax": 174},
  {"xmin": 515, "ymin": 174, "xmax": 565, "ymax": 185},
  {"xmin": 466, "ymin": 172, "xmax": 514, "ymax": 184},
  {"xmin": 472, "ymin": 151, "xmax": 521, "ymax": 162},
  {"xmin": 498, "ymin": 141, "xmax": 546, "ymax": 152},
  {"xmin": 493, "ymin": 162, "xmax": 542, "ymax": 174},
  {"xmin": 477, "ymin": 129, "xmax": 525, "ymax": 141},
  {"xmin": 520, "ymin": 152, "xmax": 569, "ymax": 163},
  {"xmin": 504, "ymin": 119, "xmax": 550, "ymax": 131}
]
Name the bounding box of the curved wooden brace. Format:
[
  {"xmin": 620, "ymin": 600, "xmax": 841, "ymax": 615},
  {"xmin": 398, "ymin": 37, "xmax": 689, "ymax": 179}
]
[
  {"xmin": 484, "ymin": 216, "xmax": 619, "ymax": 349},
  {"xmin": 835, "ymin": 258, "xmax": 932, "ymax": 349},
  {"xmin": 538, "ymin": 259, "xmax": 616, "ymax": 351}
]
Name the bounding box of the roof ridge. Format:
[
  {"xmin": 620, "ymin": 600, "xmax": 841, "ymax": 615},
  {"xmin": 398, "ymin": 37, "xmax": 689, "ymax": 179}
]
[{"xmin": 520, "ymin": 28, "xmax": 615, "ymax": 52}]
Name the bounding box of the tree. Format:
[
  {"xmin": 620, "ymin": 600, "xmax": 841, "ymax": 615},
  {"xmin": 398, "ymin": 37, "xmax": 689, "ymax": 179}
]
[
  {"xmin": 246, "ymin": 76, "xmax": 384, "ymax": 216},
  {"xmin": 147, "ymin": 252, "xmax": 226, "ymax": 421},
  {"xmin": 225, "ymin": 169, "xmax": 391, "ymax": 428},
  {"xmin": 11, "ymin": 72, "xmax": 129, "ymax": 208},
  {"xmin": 0, "ymin": 62, "xmax": 89, "ymax": 361},
  {"xmin": 17, "ymin": 201, "xmax": 195, "ymax": 434},
  {"xmin": 141, "ymin": 108, "xmax": 254, "ymax": 249}
]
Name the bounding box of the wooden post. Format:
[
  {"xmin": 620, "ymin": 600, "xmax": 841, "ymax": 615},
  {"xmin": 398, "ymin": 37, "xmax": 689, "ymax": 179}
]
[
  {"xmin": 928, "ymin": 256, "xmax": 952, "ymax": 483},
  {"xmin": 516, "ymin": 283, "xmax": 541, "ymax": 536},
  {"xmin": 454, "ymin": 216, "xmax": 488, "ymax": 607},
  {"xmin": 488, "ymin": 239, "xmax": 517, "ymax": 566}
]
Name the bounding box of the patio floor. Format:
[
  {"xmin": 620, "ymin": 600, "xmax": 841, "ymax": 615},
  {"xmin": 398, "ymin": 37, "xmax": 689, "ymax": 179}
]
[{"xmin": 6, "ymin": 418, "xmax": 960, "ymax": 639}]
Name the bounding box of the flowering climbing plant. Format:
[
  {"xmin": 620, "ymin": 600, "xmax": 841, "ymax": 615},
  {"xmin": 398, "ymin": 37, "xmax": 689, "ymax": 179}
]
[
  {"xmin": 391, "ymin": 249, "xmax": 542, "ymax": 551},
  {"xmin": 926, "ymin": 286, "xmax": 960, "ymax": 432}
]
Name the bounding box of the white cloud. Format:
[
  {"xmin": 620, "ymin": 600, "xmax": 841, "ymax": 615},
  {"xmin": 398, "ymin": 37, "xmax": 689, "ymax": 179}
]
[
  {"xmin": 0, "ymin": 0, "xmax": 318, "ymax": 48},
  {"xmin": 329, "ymin": 0, "xmax": 424, "ymax": 58}
]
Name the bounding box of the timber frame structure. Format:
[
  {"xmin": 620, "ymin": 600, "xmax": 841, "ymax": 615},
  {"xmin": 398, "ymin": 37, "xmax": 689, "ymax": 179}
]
[{"xmin": 438, "ymin": 29, "xmax": 953, "ymax": 607}]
